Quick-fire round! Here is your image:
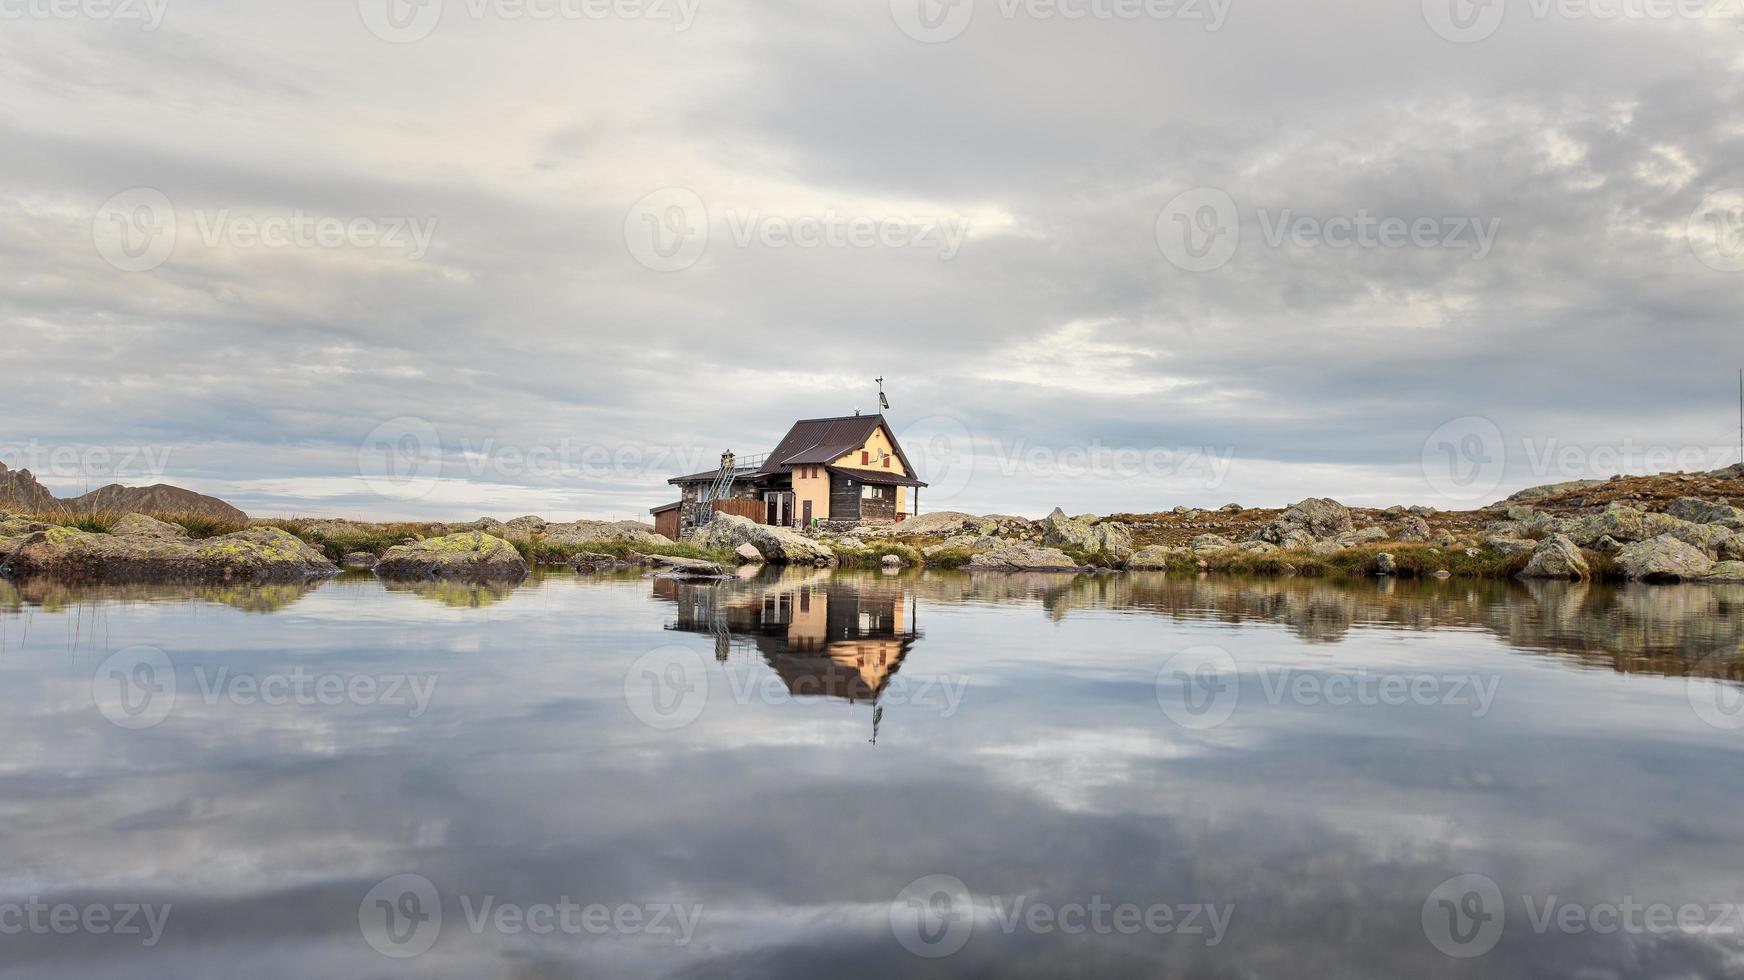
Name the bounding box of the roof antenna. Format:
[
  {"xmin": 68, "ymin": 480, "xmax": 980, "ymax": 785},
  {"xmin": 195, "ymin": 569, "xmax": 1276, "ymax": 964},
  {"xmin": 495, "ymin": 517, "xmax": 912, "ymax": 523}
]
[{"xmin": 876, "ymin": 377, "xmax": 890, "ymax": 413}]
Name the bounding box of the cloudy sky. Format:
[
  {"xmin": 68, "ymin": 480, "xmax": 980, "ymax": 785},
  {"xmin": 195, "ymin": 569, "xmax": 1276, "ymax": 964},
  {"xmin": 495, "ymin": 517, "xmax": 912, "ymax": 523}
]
[{"xmin": 2, "ymin": 0, "xmax": 1742, "ymax": 520}]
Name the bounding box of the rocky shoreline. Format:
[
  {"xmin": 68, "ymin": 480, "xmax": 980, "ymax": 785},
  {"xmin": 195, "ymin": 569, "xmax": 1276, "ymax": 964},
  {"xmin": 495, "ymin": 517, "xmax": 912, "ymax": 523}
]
[{"xmin": 4, "ymin": 467, "xmax": 1742, "ymax": 586}]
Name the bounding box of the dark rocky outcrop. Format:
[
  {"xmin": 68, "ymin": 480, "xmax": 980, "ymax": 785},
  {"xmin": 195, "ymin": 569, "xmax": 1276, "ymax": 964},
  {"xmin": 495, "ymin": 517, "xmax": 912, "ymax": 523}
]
[
  {"xmin": 65, "ymin": 483, "xmax": 247, "ymax": 522},
  {"xmin": 0, "ymin": 463, "xmax": 59, "ymax": 513},
  {"xmin": 0, "ymin": 462, "xmax": 246, "ymax": 522}
]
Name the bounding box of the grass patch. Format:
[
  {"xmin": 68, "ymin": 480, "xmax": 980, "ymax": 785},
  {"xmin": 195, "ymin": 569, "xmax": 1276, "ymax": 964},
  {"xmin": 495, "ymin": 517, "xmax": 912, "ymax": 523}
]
[
  {"xmin": 830, "ymin": 541, "xmax": 924, "ymax": 569},
  {"xmin": 919, "ymin": 547, "xmax": 974, "ymax": 569},
  {"xmin": 27, "ymin": 509, "xmax": 247, "ymax": 539},
  {"xmin": 513, "ymin": 537, "xmax": 735, "ymax": 566},
  {"xmin": 255, "ymin": 519, "xmax": 443, "ymax": 560}
]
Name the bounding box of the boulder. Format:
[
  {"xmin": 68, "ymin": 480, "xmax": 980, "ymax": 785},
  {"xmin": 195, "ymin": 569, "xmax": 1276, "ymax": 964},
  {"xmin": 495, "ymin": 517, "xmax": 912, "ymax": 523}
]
[
  {"xmin": 111, "ymin": 513, "xmax": 189, "ymax": 540},
  {"xmin": 1663, "ymin": 522, "xmax": 1736, "ymax": 558},
  {"xmin": 648, "ymin": 554, "xmax": 725, "ymax": 577},
  {"xmin": 341, "ymin": 551, "xmax": 379, "ymax": 569},
  {"xmin": 375, "ymin": 532, "xmax": 530, "ymax": 582},
  {"xmin": 886, "ymin": 511, "xmax": 990, "ymax": 536},
  {"xmin": 1250, "ymin": 497, "xmax": 1352, "ymax": 546},
  {"xmin": 837, "ymin": 536, "xmax": 866, "ymax": 549},
  {"xmin": 690, "ymin": 513, "xmax": 835, "ymax": 565},
  {"xmin": 544, "ymin": 520, "xmax": 672, "ymax": 548},
  {"xmin": 1308, "ymin": 540, "xmax": 1345, "ymax": 557},
  {"xmin": 1127, "ymin": 545, "xmax": 1176, "ymax": 570},
  {"xmin": 0, "ymin": 524, "xmax": 337, "ymax": 584},
  {"xmin": 880, "ymin": 554, "xmax": 905, "ymax": 568},
  {"xmin": 1219, "ymin": 503, "xmax": 1243, "ymax": 513},
  {"xmin": 734, "ymin": 543, "xmax": 764, "ymax": 564},
  {"xmin": 1040, "ymin": 508, "xmax": 1135, "ymax": 560},
  {"xmin": 1666, "ymin": 497, "xmax": 1744, "ymax": 530},
  {"xmin": 1190, "ymin": 533, "xmax": 1234, "ymax": 553},
  {"xmin": 964, "ymin": 544, "xmax": 1083, "ymax": 572},
  {"xmin": 1238, "ymin": 540, "xmax": 1280, "ymax": 554},
  {"xmin": 1485, "ymin": 536, "xmax": 1538, "ymax": 557},
  {"xmin": 1393, "ymin": 516, "xmax": 1432, "ymax": 542},
  {"xmin": 1504, "ymin": 479, "xmax": 1603, "ymax": 502},
  {"xmin": 506, "ymin": 515, "xmax": 547, "ymax": 533},
  {"xmin": 1375, "ymin": 552, "xmax": 1397, "ymax": 575},
  {"xmin": 567, "ymin": 552, "xmax": 621, "ymax": 572},
  {"xmin": 1519, "ymin": 534, "xmax": 1588, "ymax": 579},
  {"xmin": 921, "ymin": 534, "xmax": 1005, "ymax": 558},
  {"xmin": 1345, "ymin": 526, "xmax": 1390, "ymax": 545},
  {"xmin": 1614, "ymin": 535, "xmax": 1715, "ymax": 582},
  {"xmin": 1707, "ymin": 561, "xmax": 1744, "ymax": 583},
  {"xmin": 1565, "ymin": 504, "xmax": 1685, "ymax": 547}
]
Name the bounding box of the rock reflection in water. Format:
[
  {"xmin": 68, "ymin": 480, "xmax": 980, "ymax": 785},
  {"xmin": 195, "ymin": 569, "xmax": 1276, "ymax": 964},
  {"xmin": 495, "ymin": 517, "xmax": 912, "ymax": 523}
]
[
  {"xmin": 651, "ymin": 568, "xmax": 1744, "ymax": 694},
  {"xmin": 0, "ymin": 576, "xmax": 321, "ymax": 615}
]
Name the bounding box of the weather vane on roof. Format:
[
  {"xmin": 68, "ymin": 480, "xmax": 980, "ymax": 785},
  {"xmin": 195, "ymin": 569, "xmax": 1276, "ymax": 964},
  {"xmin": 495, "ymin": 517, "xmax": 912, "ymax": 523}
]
[{"xmin": 876, "ymin": 377, "xmax": 890, "ymax": 413}]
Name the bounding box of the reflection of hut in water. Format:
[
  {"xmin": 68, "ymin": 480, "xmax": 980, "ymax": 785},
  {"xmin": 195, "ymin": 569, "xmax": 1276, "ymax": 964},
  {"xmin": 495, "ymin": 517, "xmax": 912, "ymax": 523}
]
[{"xmin": 652, "ymin": 575, "xmax": 922, "ymax": 707}]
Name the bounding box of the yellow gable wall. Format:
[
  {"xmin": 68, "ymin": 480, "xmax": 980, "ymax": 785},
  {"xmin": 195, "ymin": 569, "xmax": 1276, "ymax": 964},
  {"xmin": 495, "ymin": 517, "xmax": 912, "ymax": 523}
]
[
  {"xmin": 831, "ymin": 423, "xmax": 908, "ymax": 515},
  {"xmin": 793, "ymin": 465, "xmax": 830, "ymax": 523},
  {"xmin": 832, "ymin": 424, "xmax": 908, "ymax": 476}
]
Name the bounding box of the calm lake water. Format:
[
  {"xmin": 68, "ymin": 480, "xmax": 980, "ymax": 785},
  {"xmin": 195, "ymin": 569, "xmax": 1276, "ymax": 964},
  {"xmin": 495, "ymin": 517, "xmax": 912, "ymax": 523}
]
[{"xmin": 4, "ymin": 569, "xmax": 1744, "ymax": 978}]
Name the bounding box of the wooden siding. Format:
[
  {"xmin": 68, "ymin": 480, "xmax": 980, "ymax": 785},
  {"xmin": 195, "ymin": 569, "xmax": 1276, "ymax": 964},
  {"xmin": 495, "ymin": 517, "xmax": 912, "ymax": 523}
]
[
  {"xmin": 711, "ymin": 499, "xmax": 765, "ymax": 523},
  {"xmin": 829, "ymin": 475, "xmax": 862, "ymax": 522},
  {"xmin": 653, "ymin": 508, "xmax": 680, "ymax": 539},
  {"xmin": 858, "ymin": 484, "xmax": 897, "ymax": 522}
]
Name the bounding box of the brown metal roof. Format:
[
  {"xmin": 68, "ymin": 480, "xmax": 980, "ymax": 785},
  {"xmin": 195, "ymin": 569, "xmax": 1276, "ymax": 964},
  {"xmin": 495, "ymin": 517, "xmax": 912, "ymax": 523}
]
[
  {"xmin": 824, "ymin": 465, "xmax": 928, "ymax": 488},
  {"xmin": 649, "ymin": 500, "xmax": 682, "ymax": 514},
  {"xmin": 760, "ymin": 414, "xmax": 920, "ymax": 477}
]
